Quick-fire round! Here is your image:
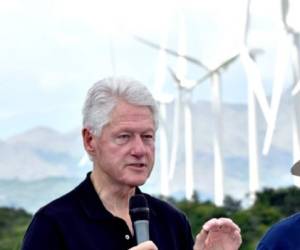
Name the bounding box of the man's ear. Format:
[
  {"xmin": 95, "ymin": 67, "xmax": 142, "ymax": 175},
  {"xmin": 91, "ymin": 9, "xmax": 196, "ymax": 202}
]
[{"xmin": 82, "ymin": 128, "xmax": 96, "ymax": 156}]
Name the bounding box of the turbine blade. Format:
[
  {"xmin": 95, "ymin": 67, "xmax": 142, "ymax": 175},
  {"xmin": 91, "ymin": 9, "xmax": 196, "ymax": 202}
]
[
  {"xmin": 168, "ymin": 66, "xmax": 181, "ymax": 84},
  {"xmin": 262, "ymin": 31, "xmax": 289, "ymax": 155},
  {"xmin": 196, "ymin": 53, "xmax": 239, "ymax": 85},
  {"xmin": 213, "ymin": 53, "xmax": 239, "ymax": 72},
  {"xmin": 292, "ymin": 80, "xmax": 300, "ymax": 96},
  {"xmin": 243, "ymin": 0, "xmax": 251, "ymax": 45},
  {"xmin": 240, "ymin": 48, "xmax": 270, "ymax": 121},
  {"xmin": 133, "ymin": 35, "xmax": 210, "ymax": 71},
  {"xmin": 281, "ymin": 0, "xmax": 290, "ymax": 30}
]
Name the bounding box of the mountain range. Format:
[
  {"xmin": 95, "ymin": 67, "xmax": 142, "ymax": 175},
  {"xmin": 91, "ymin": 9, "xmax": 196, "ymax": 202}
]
[{"xmin": 0, "ymin": 95, "xmax": 296, "ymax": 212}]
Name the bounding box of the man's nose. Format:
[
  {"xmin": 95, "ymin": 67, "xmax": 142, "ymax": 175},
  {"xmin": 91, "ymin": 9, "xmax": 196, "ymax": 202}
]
[{"xmin": 130, "ymin": 135, "xmax": 147, "ymax": 157}]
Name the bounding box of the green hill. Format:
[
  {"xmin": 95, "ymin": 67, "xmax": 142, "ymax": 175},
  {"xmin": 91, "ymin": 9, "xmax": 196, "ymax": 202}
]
[{"xmin": 0, "ymin": 207, "xmax": 31, "ymax": 250}]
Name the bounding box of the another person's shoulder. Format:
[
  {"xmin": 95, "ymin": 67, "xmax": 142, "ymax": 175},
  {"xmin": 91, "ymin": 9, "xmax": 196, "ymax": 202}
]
[
  {"xmin": 263, "ymin": 212, "xmax": 300, "ymax": 235},
  {"xmin": 257, "ymin": 212, "xmax": 300, "ymax": 250}
]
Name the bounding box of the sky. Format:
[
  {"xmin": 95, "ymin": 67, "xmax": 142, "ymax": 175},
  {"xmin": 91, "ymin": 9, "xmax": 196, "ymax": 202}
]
[{"xmin": 0, "ymin": 0, "xmax": 298, "ymax": 139}]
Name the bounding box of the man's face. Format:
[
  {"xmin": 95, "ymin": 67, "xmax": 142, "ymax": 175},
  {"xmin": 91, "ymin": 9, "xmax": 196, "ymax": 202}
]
[{"xmin": 90, "ymin": 101, "xmax": 155, "ymax": 187}]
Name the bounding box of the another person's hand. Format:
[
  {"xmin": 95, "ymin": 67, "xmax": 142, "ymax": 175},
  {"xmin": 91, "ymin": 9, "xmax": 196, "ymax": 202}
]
[
  {"xmin": 129, "ymin": 240, "xmax": 158, "ymax": 250},
  {"xmin": 193, "ymin": 218, "xmax": 242, "ymax": 250}
]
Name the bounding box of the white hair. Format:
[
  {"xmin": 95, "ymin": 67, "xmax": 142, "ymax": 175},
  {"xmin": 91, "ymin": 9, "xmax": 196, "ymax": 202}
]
[{"xmin": 82, "ymin": 76, "xmax": 158, "ymax": 136}]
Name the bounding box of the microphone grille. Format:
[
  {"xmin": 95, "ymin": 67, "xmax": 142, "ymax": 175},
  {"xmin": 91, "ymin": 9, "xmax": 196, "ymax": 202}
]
[{"xmin": 129, "ymin": 194, "xmax": 149, "ymax": 221}]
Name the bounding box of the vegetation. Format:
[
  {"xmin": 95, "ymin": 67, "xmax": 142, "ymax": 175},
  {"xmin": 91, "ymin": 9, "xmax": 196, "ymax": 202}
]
[
  {"xmin": 2, "ymin": 186, "xmax": 300, "ymax": 250},
  {"xmin": 0, "ymin": 207, "xmax": 31, "ymax": 250},
  {"xmin": 164, "ymin": 186, "xmax": 300, "ymax": 250}
]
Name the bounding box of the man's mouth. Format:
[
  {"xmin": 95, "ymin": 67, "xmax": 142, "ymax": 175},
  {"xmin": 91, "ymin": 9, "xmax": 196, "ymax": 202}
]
[{"xmin": 128, "ymin": 163, "xmax": 146, "ymax": 168}]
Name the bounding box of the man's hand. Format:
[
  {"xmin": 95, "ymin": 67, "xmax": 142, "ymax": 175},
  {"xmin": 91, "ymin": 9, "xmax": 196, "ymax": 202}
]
[
  {"xmin": 193, "ymin": 218, "xmax": 242, "ymax": 250},
  {"xmin": 129, "ymin": 241, "xmax": 158, "ymax": 250}
]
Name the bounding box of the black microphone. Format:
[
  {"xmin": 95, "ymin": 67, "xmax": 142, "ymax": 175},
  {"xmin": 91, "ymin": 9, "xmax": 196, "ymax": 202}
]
[{"xmin": 129, "ymin": 194, "xmax": 150, "ymax": 244}]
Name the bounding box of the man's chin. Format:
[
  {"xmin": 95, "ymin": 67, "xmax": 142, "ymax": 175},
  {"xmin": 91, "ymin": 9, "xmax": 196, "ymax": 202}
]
[
  {"xmin": 122, "ymin": 170, "xmax": 152, "ymax": 187},
  {"xmin": 126, "ymin": 177, "xmax": 148, "ymax": 187}
]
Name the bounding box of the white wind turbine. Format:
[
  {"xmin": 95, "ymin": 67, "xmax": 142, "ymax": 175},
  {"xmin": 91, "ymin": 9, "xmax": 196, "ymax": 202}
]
[
  {"xmin": 164, "ymin": 14, "xmax": 238, "ymax": 203},
  {"xmin": 134, "ymin": 33, "xmax": 211, "ymax": 197},
  {"xmin": 261, "ymin": 0, "xmax": 292, "ymax": 157},
  {"xmin": 250, "ymin": 0, "xmax": 300, "ymax": 188},
  {"xmin": 239, "ymin": 0, "xmax": 271, "ymax": 204},
  {"xmin": 166, "ymin": 14, "xmax": 196, "ymax": 200},
  {"xmin": 192, "ymin": 54, "xmax": 240, "ymax": 206},
  {"xmin": 167, "ymin": 70, "xmax": 196, "ymax": 200},
  {"xmin": 278, "ymin": 0, "xmax": 300, "ymax": 186},
  {"xmin": 151, "ymin": 23, "xmax": 175, "ymax": 197},
  {"xmin": 134, "ymin": 26, "xmax": 240, "ymax": 205},
  {"xmin": 134, "ymin": 14, "xmax": 208, "ymax": 200}
]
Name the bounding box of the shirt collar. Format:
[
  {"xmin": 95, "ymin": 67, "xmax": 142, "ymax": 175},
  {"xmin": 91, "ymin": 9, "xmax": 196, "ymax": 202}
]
[
  {"xmin": 75, "ymin": 172, "xmax": 113, "ymax": 220},
  {"xmin": 74, "ymin": 172, "xmax": 149, "ymax": 220}
]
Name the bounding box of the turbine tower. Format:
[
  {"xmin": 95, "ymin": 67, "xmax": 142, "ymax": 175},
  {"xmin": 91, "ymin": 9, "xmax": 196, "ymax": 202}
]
[
  {"xmin": 152, "ymin": 24, "xmax": 174, "ymax": 197},
  {"xmin": 167, "ymin": 71, "xmax": 196, "ymax": 200},
  {"xmin": 134, "ymin": 32, "xmax": 240, "ymax": 205},
  {"xmin": 279, "ymin": 0, "xmax": 300, "ymax": 186},
  {"xmin": 134, "ymin": 15, "xmax": 208, "ymax": 200},
  {"xmin": 239, "ymin": 0, "xmax": 271, "ymax": 204},
  {"xmin": 262, "ymin": 0, "xmax": 292, "ymax": 157},
  {"xmin": 167, "ymin": 73, "xmax": 199, "ymax": 201},
  {"xmin": 167, "ymin": 14, "xmax": 196, "ymax": 200},
  {"xmin": 193, "ymin": 54, "xmax": 240, "ymax": 206}
]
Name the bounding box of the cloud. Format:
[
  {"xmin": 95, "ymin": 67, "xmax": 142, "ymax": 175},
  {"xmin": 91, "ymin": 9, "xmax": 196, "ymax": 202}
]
[
  {"xmin": 39, "ymin": 72, "xmax": 73, "ymax": 92},
  {"xmin": 0, "ymin": 0, "xmax": 21, "ymax": 14}
]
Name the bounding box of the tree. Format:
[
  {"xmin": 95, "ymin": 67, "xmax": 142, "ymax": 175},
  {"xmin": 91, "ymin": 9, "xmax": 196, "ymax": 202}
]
[{"xmin": 0, "ymin": 207, "xmax": 32, "ymax": 250}]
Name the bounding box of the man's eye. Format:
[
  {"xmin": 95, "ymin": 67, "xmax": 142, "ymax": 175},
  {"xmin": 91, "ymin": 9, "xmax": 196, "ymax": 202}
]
[
  {"xmin": 142, "ymin": 134, "xmax": 154, "ymax": 142},
  {"xmin": 119, "ymin": 134, "xmax": 130, "ymax": 139},
  {"xmin": 115, "ymin": 134, "xmax": 131, "ymax": 144}
]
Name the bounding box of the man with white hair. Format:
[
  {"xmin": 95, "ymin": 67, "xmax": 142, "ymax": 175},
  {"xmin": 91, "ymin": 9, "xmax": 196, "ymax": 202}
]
[{"xmin": 22, "ymin": 77, "xmax": 242, "ymax": 250}]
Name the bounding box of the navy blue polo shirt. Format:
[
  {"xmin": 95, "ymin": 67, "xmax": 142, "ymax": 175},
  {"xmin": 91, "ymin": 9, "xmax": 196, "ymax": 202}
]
[
  {"xmin": 21, "ymin": 173, "xmax": 194, "ymax": 250},
  {"xmin": 257, "ymin": 212, "xmax": 300, "ymax": 250}
]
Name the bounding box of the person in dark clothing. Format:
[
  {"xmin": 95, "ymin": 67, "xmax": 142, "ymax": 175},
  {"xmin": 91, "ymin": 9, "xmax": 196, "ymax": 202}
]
[
  {"xmin": 256, "ymin": 160, "xmax": 300, "ymax": 250},
  {"xmin": 256, "ymin": 212, "xmax": 300, "ymax": 250},
  {"xmin": 22, "ymin": 77, "xmax": 242, "ymax": 250}
]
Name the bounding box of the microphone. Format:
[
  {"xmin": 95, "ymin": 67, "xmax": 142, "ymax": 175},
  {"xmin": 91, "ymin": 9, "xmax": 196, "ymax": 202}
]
[{"xmin": 129, "ymin": 194, "xmax": 150, "ymax": 244}]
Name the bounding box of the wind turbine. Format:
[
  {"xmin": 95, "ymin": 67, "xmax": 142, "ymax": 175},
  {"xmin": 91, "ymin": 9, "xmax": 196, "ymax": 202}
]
[
  {"xmin": 261, "ymin": 0, "xmax": 292, "ymax": 157},
  {"xmin": 238, "ymin": 0, "xmax": 269, "ymax": 205},
  {"xmin": 168, "ymin": 50, "xmax": 240, "ymax": 206},
  {"xmin": 167, "ymin": 68, "xmax": 198, "ymax": 201},
  {"xmin": 194, "ymin": 53, "xmax": 239, "ymax": 206},
  {"xmin": 166, "ymin": 14, "xmax": 196, "ymax": 200},
  {"xmin": 134, "ymin": 14, "xmax": 208, "ymax": 200},
  {"xmin": 136, "ymin": 36, "xmax": 243, "ymax": 206},
  {"xmin": 279, "ymin": 0, "xmax": 300, "ymax": 186},
  {"xmin": 151, "ymin": 24, "xmax": 174, "ymax": 197}
]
